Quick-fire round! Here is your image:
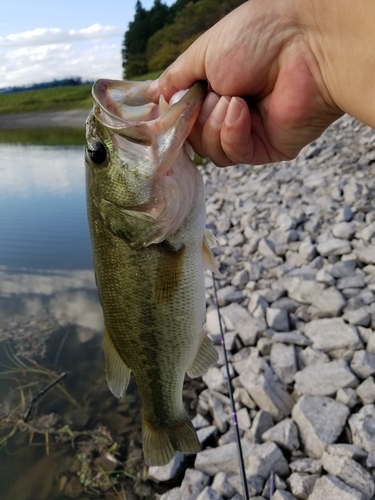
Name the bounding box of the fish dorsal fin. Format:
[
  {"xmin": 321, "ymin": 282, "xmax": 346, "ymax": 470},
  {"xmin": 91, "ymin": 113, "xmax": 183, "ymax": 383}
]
[
  {"xmin": 202, "ymin": 230, "xmax": 221, "ymax": 276},
  {"xmin": 104, "ymin": 326, "xmax": 131, "ymax": 398},
  {"xmin": 158, "ymin": 94, "xmax": 169, "ymax": 116},
  {"xmin": 187, "ymin": 335, "xmax": 219, "ymax": 378}
]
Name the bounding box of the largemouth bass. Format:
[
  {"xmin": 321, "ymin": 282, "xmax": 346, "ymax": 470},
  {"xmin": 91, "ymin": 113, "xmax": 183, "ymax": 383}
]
[{"xmin": 85, "ymin": 79, "xmax": 219, "ymax": 466}]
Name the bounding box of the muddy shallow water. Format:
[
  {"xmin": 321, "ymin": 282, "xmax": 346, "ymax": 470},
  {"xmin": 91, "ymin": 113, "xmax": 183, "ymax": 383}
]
[{"xmin": 0, "ymin": 129, "xmax": 200, "ymax": 499}]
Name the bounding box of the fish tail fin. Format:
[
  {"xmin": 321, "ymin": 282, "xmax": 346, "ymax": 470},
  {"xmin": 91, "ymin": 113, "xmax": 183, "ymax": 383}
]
[{"xmin": 142, "ymin": 416, "xmax": 200, "ymax": 466}]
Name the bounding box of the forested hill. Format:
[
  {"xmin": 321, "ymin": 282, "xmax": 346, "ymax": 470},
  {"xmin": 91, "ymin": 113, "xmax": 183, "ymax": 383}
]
[{"xmin": 123, "ymin": 0, "xmax": 246, "ymax": 79}]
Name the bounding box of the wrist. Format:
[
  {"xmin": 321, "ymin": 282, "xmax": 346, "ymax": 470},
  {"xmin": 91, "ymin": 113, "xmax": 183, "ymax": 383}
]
[{"xmin": 294, "ymin": 0, "xmax": 375, "ymax": 127}]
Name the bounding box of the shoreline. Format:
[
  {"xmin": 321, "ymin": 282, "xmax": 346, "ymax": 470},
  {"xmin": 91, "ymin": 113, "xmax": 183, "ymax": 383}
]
[{"xmin": 0, "ymin": 109, "xmax": 91, "ymax": 129}]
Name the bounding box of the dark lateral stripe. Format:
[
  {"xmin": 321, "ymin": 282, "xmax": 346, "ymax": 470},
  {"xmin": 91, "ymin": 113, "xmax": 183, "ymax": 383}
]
[{"xmin": 154, "ymin": 242, "xmax": 185, "ymax": 303}]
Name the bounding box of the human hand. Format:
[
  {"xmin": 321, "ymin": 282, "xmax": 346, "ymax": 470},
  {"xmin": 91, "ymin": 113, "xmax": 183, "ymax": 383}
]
[{"xmin": 147, "ymin": 0, "xmax": 343, "ymax": 167}]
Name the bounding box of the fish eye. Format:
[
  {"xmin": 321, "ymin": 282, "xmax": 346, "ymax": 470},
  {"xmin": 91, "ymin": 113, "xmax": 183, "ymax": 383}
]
[{"xmin": 87, "ymin": 142, "xmax": 107, "ymax": 165}]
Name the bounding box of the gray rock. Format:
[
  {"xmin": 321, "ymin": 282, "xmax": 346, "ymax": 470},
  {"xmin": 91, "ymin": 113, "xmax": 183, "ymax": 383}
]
[
  {"xmin": 258, "ymin": 288, "xmax": 286, "ymax": 303},
  {"xmin": 220, "ymin": 303, "xmax": 252, "ymax": 331},
  {"xmin": 261, "ymin": 418, "xmax": 300, "ymax": 452},
  {"xmin": 272, "ymin": 491, "xmax": 298, "ymax": 500},
  {"xmin": 196, "ymin": 486, "xmax": 224, "ymax": 500},
  {"xmin": 326, "ymin": 443, "xmax": 368, "ymax": 460},
  {"xmin": 316, "ymin": 268, "xmax": 336, "ymax": 286},
  {"xmin": 285, "ymin": 278, "xmax": 325, "ymax": 305},
  {"xmin": 298, "ymin": 346, "xmax": 330, "ymax": 368},
  {"xmin": 206, "ymin": 309, "xmax": 221, "ymax": 336},
  {"xmin": 271, "ymin": 297, "xmax": 300, "ymax": 313},
  {"xmin": 355, "ymin": 243, "xmax": 375, "ymax": 265},
  {"xmin": 258, "ymin": 237, "xmax": 277, "ymax": 257},
  {"xmin": 194, "ymin": 439, "xmax": 255, "ymax": 476},
  {"xmin": 192, "ymin": 414, "xmax": 210, "ymax": 430},
  {"xmin": 292, "ymin": 395, "xmax": 350, "ymax": 458},
  {"xmin": 337, "ymin": 206, "xmax": 354, "ymax": 222},
  {"xmin": 271, "ymin": 332, "xmax": 311, "ymax": 346},
  {"xmin": 237, "ymin": 317, "xmax": 266, "ymax": 346},
  {"xmin": 245, "ymin": 442, "xmax": 290, "ymax": 479},
  {"xmin": 277, "ymin": 213, "xmax": 297, "ymax": 231},
  {"xmin": 231, "ymin": 269, "xmax": 250, "ymax": 287},
  {"xmin": 233, "ymin": 387, "xmax": 257, "ymax": 409},
  {"xmin": 270, "ymin": 343, "xmax": 297, "ymax": 385},
  {"xmin": 350, "ymin": 350, "xmax": 375, "ymax": 378},
  {"xmin": 211, "ymin": 471, "xmax": 236, "ymax": 498},
  {"xmin": 343, "ymin": 309, "xmax": 371, "ymax": 327},
  {"xmin": 337, "ymin": 274, "xmax": 367, "ymax": 289},
  {"xmin": 316, "ymin": 238, "xmax": 352, "ymax": 257},
  {"xmin": 336, "ymin": 387, "xmax": 360, "ymax": 408},
  {"xmin": 287, "ymin": 472, "xmax": 320, "ymax": 500},
  {"xmin": 289, "ymin": 458, "xmax": 322, "ymax": 475},
  {"xmin": 304, "ymin": 318, "xmax": 362, "ymax": 353},
  {"xmin": 179, "ymin": 469, "xmax": 211, "ymax": 500},
  {"xmin": 309, "ymin": 475, "xmax": 365, "ymax": 500},
  {"xmin": 266, "ymin": 308, "xmax": 290, "ymax": 331},
  {"xmin": 197, "ymin": 426, "xmax": 219, "ymax": 447},
  {"xmin": 321, "ymin": 451, "xmax": 375, "ymax": 500},
  {"xmin": 332, "ymin": 222, "xmax": 356, "ymax": 239},
  {"xmin": 250, "ymin": 410, "xmax": 274, "ymax": 442},
  {"xmin": 229, "ymin": 474, "xmax": 264, "ymax": 497},
  {"xmin": 349, "ymin": 405, "xmax": 375, "ymax": 454},
  {"xmin": 236, "ymin": 407, "xmax": 251, "ymax": 431},
  {"xmin": 263, "ymin": 474, "xmax": 287, "ymax": 498},
  {"xmin": 328, "ymin": 259, "xmax": 357, "ymax": 278},
  {"xmin": 299, "ymin": 240, "xmax": 317, "ymax": 261},
  {"xmin": 309, "ymin": 287, "xmax": 346, "ymax": 318},
  {"xmin": 209, "ymin": 391, "xmax": 230, "ymax": 433},
  {"xmin": 248, "ymin": 292, "xmax": 269, "ymax": 315},
  {"xmin": 239, "ymin": 356, "xmax": 294, "ymax": 421},
  {"xmin": 159, "ymin": 487, "xmax": 181, "ymax": 500},
  {"xmin": 294, "ymin": 360, "xmax": 359, "ymax": 396},
  {"xmin": 203, "ymin": 366, "xmax": 227, "ymax": 394},
  {"xmin": 148, "ymin": 452, "xmax": 188, "ymax": 482},
  {"xmin": 356, "ymin": 377, "xmax": 375, "ymax": 405}
]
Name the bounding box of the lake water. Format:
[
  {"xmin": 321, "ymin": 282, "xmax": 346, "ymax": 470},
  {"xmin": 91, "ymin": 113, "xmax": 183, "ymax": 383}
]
[{"xmin": 0, "ymin": 129, "xmax": 170, "ymax": 499}]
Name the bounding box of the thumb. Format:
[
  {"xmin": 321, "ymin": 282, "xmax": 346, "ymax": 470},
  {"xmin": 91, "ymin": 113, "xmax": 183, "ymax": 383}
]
[{"xmin": 147, "ymin": 35, "xmax": 208, "ymax": 103}]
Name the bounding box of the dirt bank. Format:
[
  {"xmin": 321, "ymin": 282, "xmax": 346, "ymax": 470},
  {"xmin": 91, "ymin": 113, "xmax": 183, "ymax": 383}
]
[{"xmin": 0, "ymin": 109, "xmax": 91, "ymax": 129}]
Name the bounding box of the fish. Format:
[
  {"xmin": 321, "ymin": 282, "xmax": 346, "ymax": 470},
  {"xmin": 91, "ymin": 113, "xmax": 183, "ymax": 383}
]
[{"xmin": 85, "ymin": 79, "xmax": 220, "ymax": 466}]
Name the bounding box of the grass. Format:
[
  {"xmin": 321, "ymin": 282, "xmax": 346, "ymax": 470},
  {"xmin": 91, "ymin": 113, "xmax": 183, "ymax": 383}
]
[
  {"xmin": 0, "ymin": 127, "xmax": 85, "ymax": 146},
  {"xmin": 0, "ymin": 84, "xmax": 93, "ymax": 115},
  {"xmin": 0, "ymin": 71, "xmax": 164, "ymax": 115}
]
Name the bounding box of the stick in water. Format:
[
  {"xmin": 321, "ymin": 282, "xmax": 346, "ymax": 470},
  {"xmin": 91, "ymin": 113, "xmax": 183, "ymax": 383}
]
[
  {"xmin": 212, "ymin": 274, "xmax": 250, "ymax": 500},
  {"xmin": 23, "ymin": 372, "xmax": 68, "ymax": 422}
]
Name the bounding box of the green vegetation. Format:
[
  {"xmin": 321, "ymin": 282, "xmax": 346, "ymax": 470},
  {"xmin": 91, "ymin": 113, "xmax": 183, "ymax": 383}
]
[
  {"xmin": 123, "ymin": 0, "xmax": 246, "ymax": 78},
  {"xmin": 0, "ymin": 84, "xmax": 93, "ymax": 115},
  {"xmin": 0, "ymin": 127, "xmax": 85, "ymax": 146}
]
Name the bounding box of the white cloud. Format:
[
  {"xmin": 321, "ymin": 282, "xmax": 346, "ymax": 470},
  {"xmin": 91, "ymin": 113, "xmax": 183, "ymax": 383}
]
[
  {"xmin": 0, "ymin": 24, "xmax": 123, "ymax": 87},
  {"xmin": 0, "ymin": 24, "xmax": 122, "ymax": 48}
]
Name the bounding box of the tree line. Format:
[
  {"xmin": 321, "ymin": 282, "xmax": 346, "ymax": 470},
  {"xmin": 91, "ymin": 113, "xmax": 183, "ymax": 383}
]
[{"xmin": 123, "ymin": 0, "xmax": 246, "ymax": 79}]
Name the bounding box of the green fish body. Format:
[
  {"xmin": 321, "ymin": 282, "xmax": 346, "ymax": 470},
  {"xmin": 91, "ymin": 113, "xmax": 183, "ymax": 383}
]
[{"xmin": 85, "ymin": 80, "xmax": 219, "ymax": 466}]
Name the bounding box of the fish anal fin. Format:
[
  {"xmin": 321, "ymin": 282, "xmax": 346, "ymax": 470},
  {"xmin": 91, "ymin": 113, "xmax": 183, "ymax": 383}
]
[
  {"xmin": 104, "ymin": 326, "xmax": 131, "ymax": 398},
  {"xmin": 143, "ymin": 416, "xmax": 200, "ymax": 466},
  {"xmin": 187, "ymin": 335, "xmax": 219, "ymax": 378},
  {"xmin": 202, "ymin": 235, "xmax": 221, "ymax": 276},
  {"xmin": 155, "ymin": 242, "xmax": 185, "ymax": 302}
]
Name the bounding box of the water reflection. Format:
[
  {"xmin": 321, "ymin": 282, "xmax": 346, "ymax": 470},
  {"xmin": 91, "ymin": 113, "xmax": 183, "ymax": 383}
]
[{"xmin": 0, "ymin": 130, "xmax": 159, "ymax": 499}]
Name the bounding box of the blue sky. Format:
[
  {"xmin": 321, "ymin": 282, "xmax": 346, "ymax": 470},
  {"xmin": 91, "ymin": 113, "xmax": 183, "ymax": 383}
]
[{"xmin": 0, "ymin": 0, "xmax": 174, "ymax": 88}]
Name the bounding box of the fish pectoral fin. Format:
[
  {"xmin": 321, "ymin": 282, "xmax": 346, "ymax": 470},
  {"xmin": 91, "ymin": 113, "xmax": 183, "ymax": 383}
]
[
  {"xmin": 98, "ymin": 199, "xmax": 158, "ymax": 249},
  {"xmin": 187, "ymin": 335, "xmax": 219, "ymax": 378},
  {"xmin": 104, "ymin": 326, "xmax": 131, "ymax": 398},
  {"xmin": 142, "ymin": 416, "xmax": 200, "ymax": 466},
  {"xmin": 202, "ymin": 233, "xmax": 221, "ymax": 276}
]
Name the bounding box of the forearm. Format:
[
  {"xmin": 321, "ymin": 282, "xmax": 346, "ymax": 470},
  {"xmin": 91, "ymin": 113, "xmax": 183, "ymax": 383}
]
[{"xmin": 298, "ymin": 0, "xmax": 375, "ymax": 128}]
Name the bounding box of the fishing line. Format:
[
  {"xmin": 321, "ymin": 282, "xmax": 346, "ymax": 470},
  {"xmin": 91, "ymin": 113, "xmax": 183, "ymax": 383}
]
[{"xmin": 212, "ymin": 273, "xmax": 250, "ymax": 500}]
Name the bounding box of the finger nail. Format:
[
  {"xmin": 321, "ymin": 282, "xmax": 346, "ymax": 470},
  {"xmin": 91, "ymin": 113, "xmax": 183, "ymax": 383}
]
[
  {"xmin": 210, "ymin": 96, "xmax": 230, "ymax": 127},
  {"xmin": 147, "ymin": 78, "xmax": 159, "ymax": 99},
  {"xmin": 225, "ymin": 97, "xmax": 243, "ymax": 126},
  {"xmin": 199, "ymin": 92, "xmax": 219, "ymax": 124}
]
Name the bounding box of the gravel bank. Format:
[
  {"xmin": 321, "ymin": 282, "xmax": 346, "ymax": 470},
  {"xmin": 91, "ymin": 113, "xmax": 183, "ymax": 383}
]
[
  {"xmin": 151, "ymin": 114, "xmax": 375, "ymax": 499},
  {"xmin": 0, "ymin": 109, "xmax": 90, "ymax": 129}
]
